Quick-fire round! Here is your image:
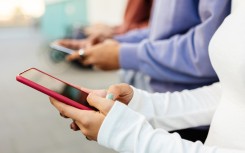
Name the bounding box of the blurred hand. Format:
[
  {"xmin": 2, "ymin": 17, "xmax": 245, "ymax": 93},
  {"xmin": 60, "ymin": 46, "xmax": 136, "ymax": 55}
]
[
  {"xmin": 56, "ymin": 35, "xmax": 106, "ymax": 51},
  {"xmin": 57, "ymin": 39, "xmax": 88, "ymax": 50},
  {"xmin": 66, "ymin": 39, "xmax": 121, "ymax": 70},
  {"xmin": 84, "ymin": 23, "xmax": 114, "ymax": 38},
  {"xmin": 50, "ymin": 92, "xmax": 115, "ymax": 141},
  {"xmin": 107, "ymin": 83, "xmax": 134, "ymax": 105}
]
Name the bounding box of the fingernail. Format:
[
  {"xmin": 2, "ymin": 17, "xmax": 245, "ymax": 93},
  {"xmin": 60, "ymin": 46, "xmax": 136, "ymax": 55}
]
[
  {"xmin": 106, "ymin": 93, "xmax": 114, "ymax": 100},
  {"xmin": 70, "ymin": 124, "xmax": 76, "ymax": 131}
]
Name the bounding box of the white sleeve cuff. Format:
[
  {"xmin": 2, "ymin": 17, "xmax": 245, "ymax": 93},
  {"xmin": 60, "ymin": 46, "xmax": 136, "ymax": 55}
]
[
  {"xmin": 96, "ymin": 101, "xmax": 243, "ymax": 153},
  {"xmin": 97, "ymin": 101, "xmax": 145, "ymax": 152}
]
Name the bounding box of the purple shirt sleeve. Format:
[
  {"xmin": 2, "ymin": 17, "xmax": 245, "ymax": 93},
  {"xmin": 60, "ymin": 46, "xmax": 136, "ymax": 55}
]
[
  {"xmin": 119, "ymin": 0, "xmax": 230, "ymax": 84},
  {"xmin": 114, "ymin": 28, "xmax": 150, "ymax": 43}
]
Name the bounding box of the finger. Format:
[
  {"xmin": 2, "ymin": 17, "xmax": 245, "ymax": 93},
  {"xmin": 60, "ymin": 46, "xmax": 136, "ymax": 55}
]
[
  {"xmin": 70, "ymin": 40, "xmax": 82, "ymax": 49},
  {"xmin": 85, "ymin": 37, "xmax": 95, "ymax": 48},
  {"xmin": 80, "ymin": 87, "xmax": 107, "ymax": 98},
  {"xmin": 59, "ymin": 39, "xmax": 85, "ymax": 50},
  {"xmin": 82, "ymin": 57, "xmax": 95, "ymax": 66},
  {"xmin": 49, "ymin": 97, "xmax": 85, "ymax": 121},
  {"xmin": 86, "ymin": 93, "xmax": 114, "ymax": 115},
  {"xmin": 66, "ymin": 51, "xmax": 81, "ymax": 61},
  {"xmin": 70, "ymin": 121, "xmax": 80, "ymax": 131},
  {"xmin": 60, "ymin": 113, "xmax": 69, "ymax": 118},
  {"xmin": 92, "ymin": 90, "xmax": 107, "ymax": 98},
  {"xmin": 107, "ymin": 84, "xmax": 133, "ymax": 103},
  {"xmin": 57, "ymin": 39, "xmax": 69, "ymax": 46},
  {"xmin": 106, "ymin": 84, "xmax": 123, "ymax": 100},
  {"xmin": 87, "ymin": 34, "xmax": 100, "ymax": 46},
  {"xmin": 105, "ymin": 93, "xmax": 114, "ymax": 100},
  {"xmin": 57, "ymin": 39, "xmax": 77, "ymax": 49},
  {"xmin": 85, "ymin": 136, "xmax": 92, "ymax": 141}
]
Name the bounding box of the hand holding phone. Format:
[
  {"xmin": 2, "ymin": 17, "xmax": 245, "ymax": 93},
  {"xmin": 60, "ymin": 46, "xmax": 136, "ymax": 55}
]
[{"xmin": 16, "ymin": 68, "xmax": 96, "ymax": 110}]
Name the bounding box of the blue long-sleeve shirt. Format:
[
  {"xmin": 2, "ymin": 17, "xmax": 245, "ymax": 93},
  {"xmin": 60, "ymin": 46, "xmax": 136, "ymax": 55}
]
[{"xmin": 115, "ymin": 0, "xmax": 231, "ymax": 92}]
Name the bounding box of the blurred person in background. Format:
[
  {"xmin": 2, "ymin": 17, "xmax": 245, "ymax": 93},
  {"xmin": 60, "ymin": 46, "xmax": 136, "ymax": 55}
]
[
  {"xmin": 54, "ymin": 0, "xmax": 152, "ymax": 69},
  {"xmin": 60, "ymin": 0, "xmax": 230, "ymax": 93},
  {"xmin": 60, "ymin": 0, "xmax": 153, "ymax": 48},
  {"xmin": 55, "ymin": 0, "xmax": 231, "ymax": 142},
  {"xmin": 49, "ymin": 1, "xmax": 245, "ymax": 150},
  {"xmin": 84, "ymin": 0, "xmax": 153, "ymax": 38}
]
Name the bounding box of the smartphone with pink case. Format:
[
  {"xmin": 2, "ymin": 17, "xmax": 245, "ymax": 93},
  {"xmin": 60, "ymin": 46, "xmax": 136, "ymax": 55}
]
[{"xmin": 16, "ymin": 68, "xmax": 96, "ymax": 110}]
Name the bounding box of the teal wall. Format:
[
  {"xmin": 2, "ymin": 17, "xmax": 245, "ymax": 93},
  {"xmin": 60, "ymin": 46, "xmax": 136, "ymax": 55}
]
[{"xmin": 41, "ymin": 0, "xmax": 87, "ymax": 40}]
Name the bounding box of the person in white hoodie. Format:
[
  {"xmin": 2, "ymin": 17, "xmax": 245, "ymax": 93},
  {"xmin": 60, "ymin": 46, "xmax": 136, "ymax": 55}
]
[{"xmin": 49, "ymin": 0, "xmax": 245, "ymax": 152}]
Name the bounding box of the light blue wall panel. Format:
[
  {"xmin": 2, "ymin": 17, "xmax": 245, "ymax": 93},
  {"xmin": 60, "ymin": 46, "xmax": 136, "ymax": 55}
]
[{"xmin": 41, "ymin": 0, "xmax": 87, "ymax": 40}]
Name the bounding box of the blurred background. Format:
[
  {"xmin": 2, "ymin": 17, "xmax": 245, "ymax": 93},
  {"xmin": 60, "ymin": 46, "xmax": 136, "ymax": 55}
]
[{"xmin": 0, "ymin": 0, "xmax": 126, "ymax": 153}]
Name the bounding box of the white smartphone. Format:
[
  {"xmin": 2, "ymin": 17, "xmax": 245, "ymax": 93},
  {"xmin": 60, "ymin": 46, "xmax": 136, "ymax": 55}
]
[{"xmin": 50, "ymin": 42, "xmax": 74, "ymax": 54}]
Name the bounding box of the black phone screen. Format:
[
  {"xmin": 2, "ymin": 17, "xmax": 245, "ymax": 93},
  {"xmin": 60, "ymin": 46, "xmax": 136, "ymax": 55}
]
[{"xmin": 20, "ymin": 69, "xmax": 92, "ymax": 109}]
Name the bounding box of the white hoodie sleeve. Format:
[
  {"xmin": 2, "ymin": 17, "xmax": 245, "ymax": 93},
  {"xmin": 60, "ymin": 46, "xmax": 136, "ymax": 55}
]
[
  {"xmin": 98, "ymin": 102, "xmax": 244, "ymax": 153},
  {"xmin": 128, "ymin": 83, "xmax": 221, "ymax": 131}
]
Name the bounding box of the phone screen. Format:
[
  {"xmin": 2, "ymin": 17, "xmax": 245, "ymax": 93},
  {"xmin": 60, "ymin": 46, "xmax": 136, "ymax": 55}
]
[{"xmin": 20, "ymin": 69, "xmax": 91, "ymax": 108}]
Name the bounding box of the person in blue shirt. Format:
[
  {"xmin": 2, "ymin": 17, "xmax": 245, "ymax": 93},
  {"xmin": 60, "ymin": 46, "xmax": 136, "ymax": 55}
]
[{"xmin": 60, "ymin": 0, "xmax": 231, "ymax": 93}]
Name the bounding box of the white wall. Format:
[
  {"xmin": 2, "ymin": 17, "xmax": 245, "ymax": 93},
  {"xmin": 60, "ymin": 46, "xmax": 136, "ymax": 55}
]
[{"xmin": 87, "ymin": 0, "xmax": 127, "ymax": 25}]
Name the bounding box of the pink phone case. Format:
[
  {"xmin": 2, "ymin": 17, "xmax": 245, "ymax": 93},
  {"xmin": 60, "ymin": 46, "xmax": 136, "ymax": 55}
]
[{"xmin": 16, "ymin": 68, "xmax": 93, "ymax": 110}]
